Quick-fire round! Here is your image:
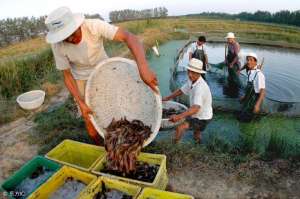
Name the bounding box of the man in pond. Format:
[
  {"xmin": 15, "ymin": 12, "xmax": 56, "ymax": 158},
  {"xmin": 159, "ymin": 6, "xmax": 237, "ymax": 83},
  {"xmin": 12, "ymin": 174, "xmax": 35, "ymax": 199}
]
[
  {"xmin": 188, "ymin": 36, "xmax": 208, "ymax": 79},
  {"xmin": 238, "ymin": 53, "xmax": 266, "ymax": 122},
  {"xmin": 224, "ymin": 32, "xmax": 241, "ymax": 97},
  {"xmin": 162, "ymin": 58, "xmax": 213, "ymax": 143},
  {"xmin": 45, "ymin": 7, "xmax": 158, "ymax": 145}
]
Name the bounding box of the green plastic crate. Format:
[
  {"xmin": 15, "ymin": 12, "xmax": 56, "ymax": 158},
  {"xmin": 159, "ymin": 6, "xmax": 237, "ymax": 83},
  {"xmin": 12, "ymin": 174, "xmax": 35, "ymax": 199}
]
[{"xmin": 0, "ymin": 155, "xmax": 61, "ymax": 199}]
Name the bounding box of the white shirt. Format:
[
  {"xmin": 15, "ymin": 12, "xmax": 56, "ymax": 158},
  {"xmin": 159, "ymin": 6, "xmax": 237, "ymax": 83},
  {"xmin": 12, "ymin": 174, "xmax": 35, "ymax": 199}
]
[
  {"xmin": 188, "ymin": 42, "xmax": 207, "ymax": 55},
  {"xmin": 51, "ymin": 19, "xmax": 119, "ymax": 80},
  {"xmin": 180, "ymin": 77, "xmax": 213, "ymax": 120},
  {"xmin": 247, "ymin": 66, "xmax": 266, "ymax": 93}
]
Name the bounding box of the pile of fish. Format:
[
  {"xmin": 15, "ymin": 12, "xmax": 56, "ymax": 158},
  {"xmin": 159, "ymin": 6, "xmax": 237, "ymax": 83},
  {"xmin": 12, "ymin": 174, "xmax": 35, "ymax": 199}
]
[
  {"xmin": 102, "ymin": 161, "xmax": 159, "ymax": 183},
  {"xmin": 104, "ymin": 118, "xmax": 152, "ymax": 174},
  {"xmin": 93, "ymin": 181, "xmax": 132, "ymax": 199},
  {"xmin": 162, "ymin": 108, "xmax": 184, "ymax": 118}
]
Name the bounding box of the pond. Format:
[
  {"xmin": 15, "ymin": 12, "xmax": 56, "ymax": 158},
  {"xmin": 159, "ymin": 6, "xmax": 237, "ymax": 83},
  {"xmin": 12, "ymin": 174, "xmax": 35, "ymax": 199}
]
[
  {"xmin": 148, "ymin": 40, "xmax": 300, "ymax": 103},
  {"xmin": 148, "ymin": 40, "xmax": 300, "ymax": 157}
]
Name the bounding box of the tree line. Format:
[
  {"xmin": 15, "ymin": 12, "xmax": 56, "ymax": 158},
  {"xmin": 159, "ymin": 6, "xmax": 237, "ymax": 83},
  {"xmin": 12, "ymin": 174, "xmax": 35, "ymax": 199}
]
[
  {"xmin": 109, "ymin": 7, "xmax": 168, "ymax": 22},
  {"xmin": 186, "ymin": 10, "xmax": 300, "ymax": 27},
  {"xmin": 0, "ymin": 14, "xmax": 103, "ymax": 47},
  {"xmin": 1, "ymin": 9, "xmax": 299, "ymax": 48},
  {"xmin": 0, "ymin": 16, "xmax": 47, "ymax": 47}
]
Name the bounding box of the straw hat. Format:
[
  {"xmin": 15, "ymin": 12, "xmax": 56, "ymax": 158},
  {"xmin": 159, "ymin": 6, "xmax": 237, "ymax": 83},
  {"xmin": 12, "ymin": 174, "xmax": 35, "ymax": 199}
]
[
  {"xmin": 246, "ymin": 52, "xmax": 258, "ymax": 61},
  {"xmin": 185, "ymin": 58, "xmax": 206, "ymax": 74},
  {"xmin": 45, "ymin": 7, "xmax": 85, "ymax": 44},
  {"xmin": 225, "ymin": 32, "xmax": 236, "ymax": 39}
]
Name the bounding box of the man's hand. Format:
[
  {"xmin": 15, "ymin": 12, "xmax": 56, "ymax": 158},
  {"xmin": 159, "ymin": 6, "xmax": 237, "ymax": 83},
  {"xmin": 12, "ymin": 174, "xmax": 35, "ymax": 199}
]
[
  {"xmin": 169, "ymin": 114, "xmax": 183, "ymax": 123},
  {"xmin": 239, "ymin": 96, "xmax": 245, "ymax": 103},
  {"xmin": 141, "ymin": 68, "xmax": 159, "ymax": 93},
  {"xmin": 79, "ymin": 101, "xmax": 93, "ymax": 120},
  {"xmin": 253, "ymin": 104, "xmax": 260, "ymax": 114},
  {"xmin": 162, "ymin": 96, "xmax": 170, "ymax": 101},
  {"xmin": 113, "ymin": 28, "xmax": 159, "ymax": 93}
]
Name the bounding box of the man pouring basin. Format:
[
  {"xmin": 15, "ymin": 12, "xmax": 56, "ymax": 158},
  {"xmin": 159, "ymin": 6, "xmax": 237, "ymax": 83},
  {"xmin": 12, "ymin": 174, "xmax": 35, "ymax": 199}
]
[
  {"xmin": 163, "ymin": 58, "xmax": 213, "ymax": 144},
  {"xmin": 45, "ymin": 7, "xmax": 158, "ymax": 145}
]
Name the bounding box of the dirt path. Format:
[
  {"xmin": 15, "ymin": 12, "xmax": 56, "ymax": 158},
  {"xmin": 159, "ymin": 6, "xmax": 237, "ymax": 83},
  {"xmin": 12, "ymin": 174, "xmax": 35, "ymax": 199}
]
[
  {"xmin": 0, "ymin": 87, "xmax": 69, "ymax": 184},
  {"xmin": 167, "ymin": 159, "xmax": 300, "ymax": 199}
]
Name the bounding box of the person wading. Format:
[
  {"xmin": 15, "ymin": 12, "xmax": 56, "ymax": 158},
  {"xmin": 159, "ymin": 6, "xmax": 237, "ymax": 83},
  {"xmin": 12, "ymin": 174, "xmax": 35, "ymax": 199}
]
[
  {"xmin": 162, "ymin": 58, "xmax": 213, "ymax": 144},
  {"xmin": 224, "ymin": 32, "xmax": 241, "ymax": 97},
  {"xmin": 188, "ymin": 36, "xmax": 208, "ymax": 79},
  {"xmin": 45, "ymin": 7, "xmax": 158, "ymax": 145},
  {"xmin": 238, "ymin": 53, "xmax": 266, "ymax": 122}
]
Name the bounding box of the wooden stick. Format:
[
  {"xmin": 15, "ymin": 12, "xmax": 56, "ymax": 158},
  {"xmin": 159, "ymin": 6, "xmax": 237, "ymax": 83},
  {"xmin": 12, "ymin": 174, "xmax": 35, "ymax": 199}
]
[
  {"xmin": 224, "ymin": 43, "xmax": 228, "ymax": 76},
  {"xmin": 259, "ymin": 57, "xmax": 265, "ymax": 70}
]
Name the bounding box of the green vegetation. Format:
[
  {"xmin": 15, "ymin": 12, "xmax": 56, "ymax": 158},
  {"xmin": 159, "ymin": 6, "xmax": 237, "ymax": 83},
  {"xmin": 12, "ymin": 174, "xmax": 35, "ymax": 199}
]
[
  {"xmin": 109, "ymin": 7, "xmax": 168, "ymax": 22},
  {"xmin": 0, "ymin": 48, "xmax": 59, "ymax": 99},
  {"xmin": 0, "ymin": 37, "xmax": 49, "ymax": 60},
  {"xmin": 30, "ymin": 98, "xmax": 93, "ymax": 154},
  {"xmin": 0, "ymin": 47, "xmax": 61, "ymax": 124},
  {"xmin": 30, "ymin": 98, "xmax": 300, "ymax": 160},
  {"xmin": 187, "ymin": 10, "xmax": 300, "ymax": 27}
]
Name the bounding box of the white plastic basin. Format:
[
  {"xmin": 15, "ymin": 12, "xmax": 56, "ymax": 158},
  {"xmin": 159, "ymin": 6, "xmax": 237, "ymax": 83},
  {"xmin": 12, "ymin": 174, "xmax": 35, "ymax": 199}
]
[
  {"xmin": 16, "ymin": 90, "xmax": 45, "ymax": 110},
  {"xmin": 161, "ymin": 101, "xmax": 188, "ymax": 129}
]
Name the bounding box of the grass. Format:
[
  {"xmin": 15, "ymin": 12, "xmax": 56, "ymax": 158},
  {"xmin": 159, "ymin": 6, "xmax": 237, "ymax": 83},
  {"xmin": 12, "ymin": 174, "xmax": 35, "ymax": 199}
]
[
  {"xmin": 0, "ymin": 48, "xmax": 59, "ymax": 99},
  {"xmin": 0, "ymin": 37, "xmax": 49, "ymax": 60},
  {"xmin": 0, "ymin": 47, "xmax": 62, "ymax": 124},
  {"xmin": 239, "ymin": 116, "xmax": 300, "ymax": 159},
  {"xmin": 29, "ymin": 97, "xmax": 93, "ymax": 154},
  {"xmin": 29, "ymin": 97, "xmax": 300, "ymax": 160}
]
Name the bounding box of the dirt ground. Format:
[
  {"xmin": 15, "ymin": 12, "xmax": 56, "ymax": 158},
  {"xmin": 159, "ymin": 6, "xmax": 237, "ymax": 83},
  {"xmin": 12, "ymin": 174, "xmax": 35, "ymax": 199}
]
[
  {"xmin": 168, "ymin": 160, "xmax": 300, "ymax": 199},
  {"xmin": 1, "ymin": 88, "xmax": 300, "ymax": 199}
]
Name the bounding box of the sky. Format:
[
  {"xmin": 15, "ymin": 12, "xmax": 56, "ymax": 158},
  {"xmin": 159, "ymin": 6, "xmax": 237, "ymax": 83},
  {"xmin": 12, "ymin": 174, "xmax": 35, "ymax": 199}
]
[{"xmin": 0, "ymin": 0, "xmax": 299, "ymax": 21}]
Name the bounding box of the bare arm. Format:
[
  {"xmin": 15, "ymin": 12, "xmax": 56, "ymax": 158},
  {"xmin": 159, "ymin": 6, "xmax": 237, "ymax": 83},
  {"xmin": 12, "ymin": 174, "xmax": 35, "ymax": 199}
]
[
  {"xmin": 169, "ymin": 105, "xmax": 200, "ymax": 122},
  {"xmin": 238, "ymin": 63, "xmax": 247, "ymax": 73},
  {"xmin": 113, "ymin": 28, "xmax": 158, "ymax": 93},
  {"xmin": 254, "ymin": 89, "xmax": 265, "ymax": 113},
  {"xmin": 189, "ymin": 52, "xmax": 193, "ymax": 60},
  {"xmin": 229, "ymin": 43, "xmax": 240, "ymax": 67},
  {"xmin": 162, "ymin": 89, "xmax": 183, "ymax": 101},
  {"xmin": 204, "ymin": 54, "xmax": 208, "ymax": 65},
  {"xmin": 178, "ymin": 105, "xmax": 200, "ymax": 118},
  {"xmin": 63, "ymin": 69, "xmax": 92, "ymax": 118}
]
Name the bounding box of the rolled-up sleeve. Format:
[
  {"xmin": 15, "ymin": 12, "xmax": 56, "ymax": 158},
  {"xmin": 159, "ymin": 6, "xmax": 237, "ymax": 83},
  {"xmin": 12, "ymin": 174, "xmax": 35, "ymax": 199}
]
[{"xmin": 51, "ymin": 44, "xmax": 71, "ymax": 70}]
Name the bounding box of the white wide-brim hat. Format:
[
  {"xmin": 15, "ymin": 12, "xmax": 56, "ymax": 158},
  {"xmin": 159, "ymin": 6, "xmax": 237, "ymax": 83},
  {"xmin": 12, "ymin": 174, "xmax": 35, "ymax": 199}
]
[
  {"xmin": 225, "ymin": 32, "xmax": 236, "ymax": 39},
  {"xmin": 185, "ymin": 58, "xmax": 206, "ymax": 74},
  {"xmin": 45, "ymin": 7, "xmax": 85, "ymax": 44}
]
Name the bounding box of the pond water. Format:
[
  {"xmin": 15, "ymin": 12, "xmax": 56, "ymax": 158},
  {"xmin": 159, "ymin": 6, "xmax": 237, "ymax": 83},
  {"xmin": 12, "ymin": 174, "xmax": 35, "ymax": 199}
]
[
  {"xmin": 148, "ymin": 40, "xmax": 300, "ymax": 155},
  {"xmin": 148, "ymin": 40, "xmax": 300, "ymax": 103}
]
